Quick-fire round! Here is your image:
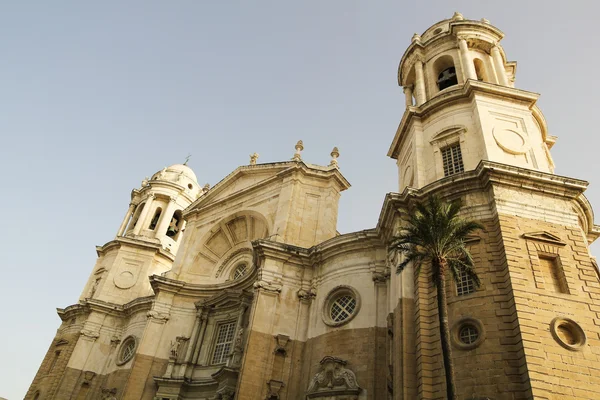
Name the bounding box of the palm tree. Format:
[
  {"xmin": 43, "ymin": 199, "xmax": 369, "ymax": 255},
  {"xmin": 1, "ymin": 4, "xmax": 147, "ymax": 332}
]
[{"xmin": 391, "ymin": 195, "xmax": 482, "ymax": 400}]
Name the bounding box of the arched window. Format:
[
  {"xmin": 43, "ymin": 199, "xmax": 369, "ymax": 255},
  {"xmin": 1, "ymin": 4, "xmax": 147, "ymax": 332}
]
[
  {"xmin": 473, "ymin": 58, "xmax": 487, "ymax": 82},
  {"xmin": 127, "ymin": 203, "xmax": 145, "ymax": 232},
  {"xmin": 437, "ymin": 67, "xmax": 457, "ymax": 90},
  {"xmin": 149, "ymin": 207, "xmax": 162, "ymax": 230},
  {"xmin": 433, "ymin": 55, "xmax": 458, "ymax": 91},
  {"xmin": 166, "ymin": 210, "xmax": 184, "ymax": 239}
]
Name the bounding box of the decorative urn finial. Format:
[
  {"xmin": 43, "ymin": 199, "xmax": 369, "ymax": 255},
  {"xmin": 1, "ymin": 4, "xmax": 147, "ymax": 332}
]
[
  {"xmin": 411, "ymin": 33, "xmax": 421, "ymax": 43},
  {"xmin": 329, "ymin": 147, "xmax": 340, "ymax": 168},
  {"xmin": 452, "ymin": 12, "xmax": 464, "ymax": 21},
  {"xmin": 202, "ymin": 183, "xmax": 211, "ymax": 193},
  {"xmin": 249, "ymin": 153, "xmax": 259, "ymax": 165},
  {"xmin": 292, "ymin": 140, "xmax": 304, "ymax": 161}
]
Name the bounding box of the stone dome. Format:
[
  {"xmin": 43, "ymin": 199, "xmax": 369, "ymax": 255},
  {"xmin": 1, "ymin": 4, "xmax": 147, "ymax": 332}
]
[
  {"xmin": 165, "ymin": 164, "xmax": 198, "ymax": 182},
  {"xmin": 151, "ymin": 164, "xmax": 198, "ymax": 184}
]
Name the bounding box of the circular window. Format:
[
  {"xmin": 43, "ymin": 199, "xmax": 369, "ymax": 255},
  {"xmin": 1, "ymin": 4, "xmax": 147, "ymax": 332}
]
[
  {"xmin": 433, "ymin": 27, "xmax": 443, "ymax": 35},
  {"xmin": 117, "ymin": 336, "xmax": 138, "ymax": 365},
  {"xmin": 459, "ymin": 325, "xmax": 479, "ymax": 345},
  {"xmin": 322, "ymin": 286, "xmax": 361, "ymax": 327},
  {"xmin": 233, "ymin": 263, "xmax": 248, "ymax": 280},
  {"xmin": 188, "ymin": 183, "xmax": 193, "ymax": 189},
  {"xmin": 452, "ymin": 318, "xmax": 485, "ymax": 350},
  {"xmin": 551, "ymin": 317, "xmax": 586, "ymax": 351}
]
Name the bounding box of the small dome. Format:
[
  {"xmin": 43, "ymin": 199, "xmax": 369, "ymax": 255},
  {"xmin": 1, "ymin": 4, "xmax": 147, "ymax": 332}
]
[
  {"xmin": 165, "ymin": 164, "xmax": 197, "ymax": 182},
  {"xmin": 150, "ymin": 163, "xmax": 200, "ymax": 197}
]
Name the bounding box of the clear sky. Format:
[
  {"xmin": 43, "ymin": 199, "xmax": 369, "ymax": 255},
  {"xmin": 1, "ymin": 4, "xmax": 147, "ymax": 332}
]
[{"xmin": 1, "ymin": 1, "xmax": 599, "ymax": 398}]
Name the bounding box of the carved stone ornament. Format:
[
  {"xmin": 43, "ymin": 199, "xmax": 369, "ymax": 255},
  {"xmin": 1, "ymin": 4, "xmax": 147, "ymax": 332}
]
[
  {"xmin": 267, "ymin": 379, "xmax": 284, "ymax": 399},
  {"xmin": 372, "ymin": 268, "xmax": 391, "ymax": 284},
  {"xmin": 253, "ymin": 279, "xmax": 282, "ymax": 294},
  {"xmin": 306, "ymin": 356, "xmax": 361, "ymax": 399},
  {"xmin": 274, "ymin": 334, "xmax": 290, "ymax": 356},
  {"xmin": 83, "ymin": 371, "xmax": 96, "ymax": 383},
  {"xmin": 297, "ymin": 287, "xmax": 316, "ymax": 302},
  {"xmin": 101, "ymin": 388, "xmax": 117, "ymax": 400},
  {"xmin": 147, "ymin": 310, "xmax": 170, "ymax": 323},
  {"xmin": 79, "ymin": 329, "xmax": 100, "ymax": 341}
]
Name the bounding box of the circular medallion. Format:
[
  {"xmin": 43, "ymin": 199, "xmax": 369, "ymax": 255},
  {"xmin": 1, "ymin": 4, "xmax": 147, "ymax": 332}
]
[
  {"xmin": 114, "ymin": 271, "xmax": 136, "ymax": 289},
  {"xmin": 492, "ymin": 127, "xmax": 527, "ymax": 154}
]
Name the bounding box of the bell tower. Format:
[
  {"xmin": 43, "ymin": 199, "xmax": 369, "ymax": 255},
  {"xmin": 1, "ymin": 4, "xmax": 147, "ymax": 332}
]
[
  {"xmin": 387, "ymin": 13, "xmax": 600, "ymax": 400},
  {"xmin": 388, "ymin": 12, "xmax": 556, "ymax": 192},
  {"xmin": 80, "ymin": 163, "xmax": 201, "ymax": 305}
]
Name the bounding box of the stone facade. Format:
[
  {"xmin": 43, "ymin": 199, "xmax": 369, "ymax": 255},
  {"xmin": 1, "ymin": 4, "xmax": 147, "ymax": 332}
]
[{"xmin": 26, "ymin": 13, "xmax": 600, "ymax": 400}]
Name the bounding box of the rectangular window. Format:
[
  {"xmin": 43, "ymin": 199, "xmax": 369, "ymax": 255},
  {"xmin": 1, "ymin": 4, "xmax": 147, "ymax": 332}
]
[
  {"xmin": 49, "ymin": 350, "xmax": 61, "ymax": 373},
  {"xmin": 211, "ymin": 322, "xmax": 236, "ymax": 365},
  {"xmin": 539, "ymin": 256, "xmax": 568, "ymax": 293},
  {"xmin": 441, "ymin": 144, "xmax": 464, "ymax": 177},
  {"xmin": 456, "ymin": 269, "xmax": 476, "ymax": 296}
]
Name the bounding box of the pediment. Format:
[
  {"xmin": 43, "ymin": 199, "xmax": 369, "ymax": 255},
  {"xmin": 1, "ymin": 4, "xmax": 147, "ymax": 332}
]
[
  {"xmin": 430, "ymin": 125, "xmax": 466, "ymax": 144},
  {"xmin": 522, "ymin": 231, "xmax": 566, "ymax": 246},
  {"xmin": 189, "ymin": 163, "xmax": 295, "ymax": 211},
  {"xmin": 196, "ymin": 289, "xmax": 252, "ymax": 310}
]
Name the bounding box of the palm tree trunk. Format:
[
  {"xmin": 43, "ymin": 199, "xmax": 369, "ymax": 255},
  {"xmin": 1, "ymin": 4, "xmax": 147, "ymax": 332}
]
[{"xmin": 436, "ymin": 260, "xmax": 456, "ymax": 400}]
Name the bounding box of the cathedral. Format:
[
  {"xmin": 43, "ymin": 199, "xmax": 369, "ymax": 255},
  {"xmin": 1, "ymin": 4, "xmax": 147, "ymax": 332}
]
[{"xmin": 26, "ymin": 13, "xmax": 600, "ymax": 400}]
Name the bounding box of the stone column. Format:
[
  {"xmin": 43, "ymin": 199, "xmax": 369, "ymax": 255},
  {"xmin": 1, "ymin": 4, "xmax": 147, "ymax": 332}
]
[
  {"xmin": 491, "ymin": 45, "xmax": 509, "ymax": 86},
  {"xmin": 132, "ymin": 195, "xmax": 154, "ymax": 235},
  {"xmin": 116, "ymin": 203, "xmax": 135, "ymax": 237},
  {"xmin": 414, "ymin": 60, "xmax": 426, "ymax": 106},
  {"xmin": 155, "ymin": 197, "xmax": 177, "ymax": 237},
  {"xmin": 192, "ymin": 313, "xmax": 209, "ymax": 365},
  {"xmin": 458, "ymin": 38, "xmax": 476, "ymax": 81},
  {"xmin": 403, "ymin": 86, "xmax": 414, "ymax": 107}
]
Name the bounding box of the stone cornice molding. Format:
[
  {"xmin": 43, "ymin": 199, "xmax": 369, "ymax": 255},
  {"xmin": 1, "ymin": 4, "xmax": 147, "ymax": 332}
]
[
  {"xmin": 57, "ymin": 303, "xmax": 91, "ymax": 321},
  {"xmin": 96, "ymin": 237, "xmax": 176, "ymax": 262},
  {"xmin": 194, "ymin": 289, "xmax": 253, "ymax": 311},
  {"xmin": 251, "ymin": 229, "xmax": 384, "ymax": 269},
  {"xmin": 135, "ymin": 180, "xmax": 196, "ymax": 204},
  {"xmin": 375, "ymin": 161, "xmax": 600, "ymax": 243},
  {"xmin": 149, "ymin": 272, "xmax": 256, "ymax": 297},
  {"xmin": 388, "ymin": 79, "xmax": 543, "ymax": 159},
  {"xmin": 58, "ymin": 296, "xmax": 154, "ymax": 321}
]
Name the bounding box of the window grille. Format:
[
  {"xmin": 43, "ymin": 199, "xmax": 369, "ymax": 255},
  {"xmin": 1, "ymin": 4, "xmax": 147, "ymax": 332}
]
[
  {"xmin": 441, "ymin": 144, "xmax": 464, "ymax": 177},
  {"xmin": 233, "ymin": 264, "xmax": 248, "ymax": 280},
  {"xmin": 330, "ymin": 295, "xmax": 357, "ymax": 323},
  {"xmin": 212, "ymin": 322, "xmax": 236, "ymax": 364},
  {"xmin": 459, "ymin": 325, "xmax": 479, "ymax": 344},
  {"xmin": 120, "ymin": 339, "xmax": 136, "ymax": 364},
  {"xmin": 456, "ymin": 268, "xmax": 476, "ymax": 296}
]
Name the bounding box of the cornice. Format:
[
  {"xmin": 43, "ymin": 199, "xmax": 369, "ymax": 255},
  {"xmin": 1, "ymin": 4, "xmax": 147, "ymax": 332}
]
[
  {"xmin": 149, "ymin": 271, "xmax": 256, "ymax": 297},
  {"xmin": 373, "ymin": 161, "xmax": 598, "ymax": 242},
  {"xmin": 388, "ymin": 80, "xmax": 542, "ymax": 159},
  {"xmin": 57, "ymin": 296, "xmax": 154, "ymax": 320},
  {"xmin": 96, "ymin": 237, "xmax": 176, "ymax": 262}
]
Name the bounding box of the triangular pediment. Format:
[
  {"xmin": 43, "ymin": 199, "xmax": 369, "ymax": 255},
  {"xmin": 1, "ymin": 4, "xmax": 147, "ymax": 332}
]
[
  {"xmin": 430, "ymin": 125, "xmax": 466, "ymax": 144},
  {"xmin": 186, "ymin": 161, "xmax": 349, "ymax": 214},
  {"xmin": 522, "ymin": 231, "xmax": 566, "ymax": 246},
  {"xmin": 189, "ymin": 163, "xmax": 297, "ymax": 212},
  {"xmin": 196, "ymin": 289, "xmax": 252, "ymax": 309}
]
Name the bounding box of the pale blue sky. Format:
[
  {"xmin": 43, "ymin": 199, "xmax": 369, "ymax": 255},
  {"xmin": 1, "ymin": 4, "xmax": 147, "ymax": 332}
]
[{"xmin": 1, "ymin": 1, "xmax": 599, "ymax": 398}]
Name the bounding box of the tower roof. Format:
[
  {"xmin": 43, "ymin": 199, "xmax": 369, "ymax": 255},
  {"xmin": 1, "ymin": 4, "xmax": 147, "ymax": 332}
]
[{"xmin": 151, "ymin": 163, "xmax": 198, "ymax": 184}]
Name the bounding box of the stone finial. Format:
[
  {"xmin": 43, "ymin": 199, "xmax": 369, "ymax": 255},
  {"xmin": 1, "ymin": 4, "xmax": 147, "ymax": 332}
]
[
  {"xmin": 292, "ymin": 140, "xmax": 304, "ymax": 161},
  {"xmin": 141, "ymin": 177, "xmax": 149, "ymax": 187},
  {"xmin": 249, "ymin": 153, "xmax": 259, "ymax": 165},
  {"xmin": 203, "ymin": 183, "xmax": 211, "ymax": 193},
  {"xmin": 452, "ymin": 12, "xmax": 464, "ymax": 21},
  {"xmin": 329, "ymin": 147, "xmax": 340, "ymax": 168},
  {"xmin": 481, "ymin": 18, "xmax": 490, "ymax": 24},
  {"xmin": 411, "ymin": 33, "xmax": 421, "ymax": 43}
]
